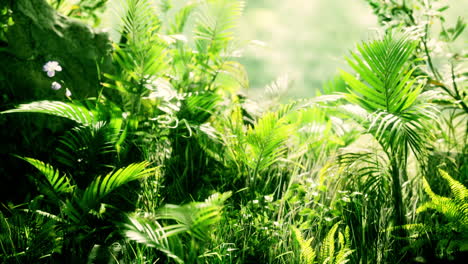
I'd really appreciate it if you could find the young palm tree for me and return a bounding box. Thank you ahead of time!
[340,33,439,248]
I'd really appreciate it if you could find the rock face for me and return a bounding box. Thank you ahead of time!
[0,0,113,101]
[0,0,114,203]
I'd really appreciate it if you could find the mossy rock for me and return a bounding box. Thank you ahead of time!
[0,0,113,101]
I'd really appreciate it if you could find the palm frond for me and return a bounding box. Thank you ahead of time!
[178,91,220,125]
[55,122,117,180]
[341,34,419,113]
[123,214,185,263]
[340,33,438,158]
[193,0,245,56]
[1,101,97,126]
[168,2,197,34]
[20,157,74,195]
[245,111,293,174]
[156,192,231,241]
[81,162,155,210]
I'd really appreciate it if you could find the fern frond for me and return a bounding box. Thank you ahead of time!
[1,101,97,126]
[419,174,468,224]
[335,227,354,264]
[438,169,467,201]
[292,226,316,264]
[320,222,339,264]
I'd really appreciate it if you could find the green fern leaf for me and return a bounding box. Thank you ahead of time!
[292,226,316,264]
[438,169,468,201]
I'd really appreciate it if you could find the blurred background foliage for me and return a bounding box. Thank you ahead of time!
[97,0,467,99]
[99,0,378,99]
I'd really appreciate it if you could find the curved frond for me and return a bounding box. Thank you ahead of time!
[438,169,467,201]
[1,101,96,126]
[123,214,185,264]
[81,162,155,210]
[20,157,74,195]
[56,122,117,179]
[156,192,230,241]
[292,226,315,264]
[194,0,245,56]
[419,172,468,225]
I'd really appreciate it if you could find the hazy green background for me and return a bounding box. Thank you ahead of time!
[100,0,466,98]
[238,0,377,98]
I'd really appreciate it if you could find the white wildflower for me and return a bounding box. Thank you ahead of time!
[43,61,62,77]
[65,88,72,97]
[51,81,62,90]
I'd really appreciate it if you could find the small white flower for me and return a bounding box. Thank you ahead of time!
[43,61,62,77]
[51,81,62,90]
[65,88,72,97]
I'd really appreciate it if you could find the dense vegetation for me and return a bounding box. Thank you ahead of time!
[0,0,467,263]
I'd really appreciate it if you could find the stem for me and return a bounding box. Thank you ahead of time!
[450,63,468,113]
[390,156,409,255]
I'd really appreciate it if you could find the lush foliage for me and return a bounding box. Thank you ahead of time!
[0,0,467,263]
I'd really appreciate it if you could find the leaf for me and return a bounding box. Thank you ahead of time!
[81,162,155,210]
[340,33,438,158]
[20,157,74,195]
[292,226,315,264]
[123,214,185,263]
[156,192,230,241]
[193,0,245,56]
[1,101,97,126]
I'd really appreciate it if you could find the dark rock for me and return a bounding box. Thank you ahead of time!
[0,0,114,204]
[0,0,113,100]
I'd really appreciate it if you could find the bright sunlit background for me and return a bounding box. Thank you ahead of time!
[100,0,466,99]
[238,0,377,98]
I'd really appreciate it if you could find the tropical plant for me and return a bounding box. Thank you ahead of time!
[292,222,353,264]
[18,157,156,261]
[123,191,232,263]
[339,32,438,239]
[416,169,468,259]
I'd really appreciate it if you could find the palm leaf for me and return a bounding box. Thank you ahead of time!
[245,111,293,173]
[340,34,419,113]
[340,33,438,159]
[193,0,245,56]
[1,101,97,126]
[20,157,74,195]
[168,2,196,34]
[156,192,231,241]
[123,214,185,263]
[80,162,155,210]
[55,122,117,176]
